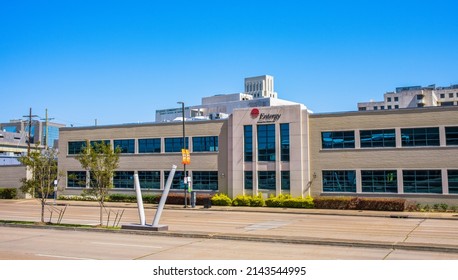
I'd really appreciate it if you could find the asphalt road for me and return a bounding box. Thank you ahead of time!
[1,199,458,260]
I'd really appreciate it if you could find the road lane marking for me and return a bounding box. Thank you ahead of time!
[91,242,162,249]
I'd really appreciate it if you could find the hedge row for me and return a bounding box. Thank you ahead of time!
[265,194,314,209]
[0,188,17,199]
[314,197,407,211]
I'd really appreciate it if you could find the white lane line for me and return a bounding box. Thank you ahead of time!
[91,242,162,249]
[36,254,94,260]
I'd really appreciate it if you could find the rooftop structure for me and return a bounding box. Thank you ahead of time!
[155,75,293,122]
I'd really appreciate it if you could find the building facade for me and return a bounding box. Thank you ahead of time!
[358,84,458,111]
[58,103,458,205]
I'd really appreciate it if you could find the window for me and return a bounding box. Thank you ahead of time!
[387,105,392,109]
[281,171,290,191]
[360,129,396,148]
[359,107,366,111]
[395,105,399,109]
[258,171,276,190]
[138,138,161,153]
[401,127,440,147]
[192,171,218,190]
[322,170,356,192]
[68,141,86,155]
[244,125,253,161]
[373,106,378,110]
[361,170,397,193]
[394,97,399,102]
[244,171,253,190]
[387,97,391,102]
[165,137,188,153]
[138,171,160,189]
[164,171,184,189]
[446,127,458,146]
[441,101,454,106]
[321,131,355,149]
[381,106,385,110]
[440,94,445,98]
[280,123,290,161]
[257,124,276,161]
[67,171,86,188]
[113,171,134,189]
[403,170,442,194]
[450,93,454,98]
[114,139,135,153]
[448,170,458,194]
[193,136,218,152]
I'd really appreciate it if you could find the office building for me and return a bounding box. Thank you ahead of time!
[57,76,458,205]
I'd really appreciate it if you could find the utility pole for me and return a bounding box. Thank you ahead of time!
[41,109,55,149]
[23,107,38,156]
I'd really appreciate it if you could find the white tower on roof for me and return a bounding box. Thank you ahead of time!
[244,75,277,99]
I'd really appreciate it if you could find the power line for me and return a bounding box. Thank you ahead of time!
[22,107,39,156]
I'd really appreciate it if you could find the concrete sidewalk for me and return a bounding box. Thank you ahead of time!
[55,199,458,221]
[3,199,458,254]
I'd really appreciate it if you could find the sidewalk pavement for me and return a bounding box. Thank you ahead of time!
[56,199,458,221]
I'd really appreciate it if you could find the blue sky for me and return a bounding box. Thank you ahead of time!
[1,0,457,126]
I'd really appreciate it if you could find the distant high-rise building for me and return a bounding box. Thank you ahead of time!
[358,84,458,111]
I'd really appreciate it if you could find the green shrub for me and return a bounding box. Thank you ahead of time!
[0,188,17,199]
[211,193,232,206]
[232,195,251,206]
[265,194,313,208]
[250,193,265,207]
[283,196,314,209]
[107,193,137,202]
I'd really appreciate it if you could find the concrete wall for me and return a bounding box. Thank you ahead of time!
[0,165,28,198]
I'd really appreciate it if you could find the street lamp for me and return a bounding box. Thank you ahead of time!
[177,101,187,208]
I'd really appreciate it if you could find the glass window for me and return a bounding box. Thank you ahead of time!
[448,170,458,194]
[68,141,86,155]
[138,171,161,189]
[403,170,442,194]
[114,139,135,153]
[164,171,184,189]
[280,123,290,161]
[258,124,276,161]
[113,171,134,189]
[441,101,454,106]
[446,127,458,146]
[401,127,440,147]
[192,136,218,152]
[258,171,276,190]
[321,131,355,149]
[192,171,218,190]
[165,137,188,153]
[244,125,253,162]
[387,97,391,102]
[244,171,253,190]
[138,138,161,153]
[67,171,86,188]
[281,171,290,191]
[361,170,397,193]
[440,94,445,98]
[360,129,396,148]
[450,93,454,98]
[394,97,399,102]
[322,170,356,192]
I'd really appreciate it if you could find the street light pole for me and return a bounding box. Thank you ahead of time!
[177,101,187,208]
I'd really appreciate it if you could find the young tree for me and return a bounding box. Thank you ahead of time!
[75,140,120,226]
[19,147,61,223]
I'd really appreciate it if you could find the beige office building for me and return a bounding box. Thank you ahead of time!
[58,102,458,205]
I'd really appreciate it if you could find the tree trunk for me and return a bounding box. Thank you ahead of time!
[41,200,45,223]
